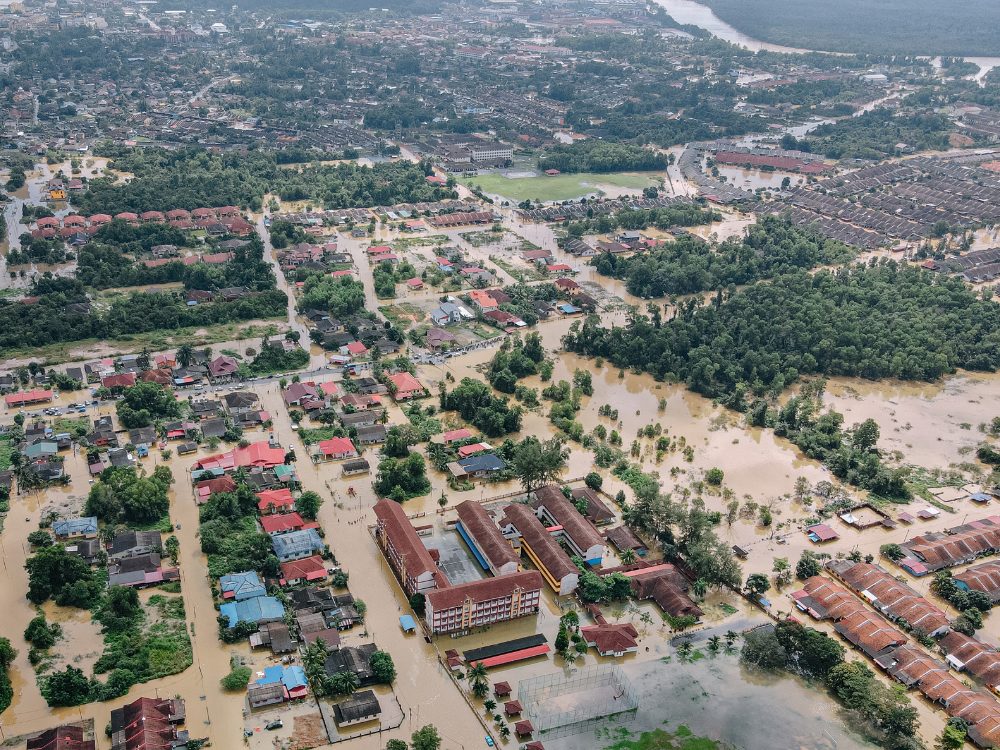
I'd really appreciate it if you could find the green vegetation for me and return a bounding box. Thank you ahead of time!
[592,218,853,297]
[564,263,1000,402]
[374,453,431,501]
[704,0,1000,56]
[487,333,547,393]
[85,465,174,526]
[0,276,287,354]
[116,381,183,428]
[26,544,103,607]
[602,726,721,750]
[80,147,454,213]
[299,274,367,319]
[565,202,721,237]
[245,340,309,376]
[200,484,280,579]
[740,621,919,750]
[440,378,523,437]
[221,657,253,691]
[0,639,15,714]
[538,141,668,174]
[796,108,954,160]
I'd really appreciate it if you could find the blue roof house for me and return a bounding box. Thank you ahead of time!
[220,571,266,601]
[52,516,99,539]
[272,529,324,562]
[219,595,284,627]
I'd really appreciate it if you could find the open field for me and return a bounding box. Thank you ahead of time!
[461,171,659,202]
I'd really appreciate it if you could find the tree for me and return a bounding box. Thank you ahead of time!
[370,650,396,684]
[116,381,182,428]
[411,726,441,750]
[936,725,967,750]
[42,666,92,706]
[386,741,408,750]
[774,621,844,680]
[705,467,724,486]
[331,670,360,696]
[850,418,880,452]
[374,453,431,500]
[620,548,637,565]
[744,573,771,599]
[484,699,497,714]
[740,626,787,670]
[297,490,323,520]
[176,344,194,368]
[27,530,52,547]
[772,557,792,587]
[796,551,821,580]
[584,472,603,490]
[221,664,252,691]
[510,436,568,492]
[880,543,905,561]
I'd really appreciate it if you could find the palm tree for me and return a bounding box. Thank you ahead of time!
[466,661,488,684]
[676,641,693,661]
[176,344,194,368]
[620,548,637,565]
[691,579,708,599]
[707,635,721,653]
[499,725,510,740]
[331,670,360,696]
[484,699,496,714]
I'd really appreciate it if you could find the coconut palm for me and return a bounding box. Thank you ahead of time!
[691,578,708,599]
[484,699,496,714]
[707,635,722,653]
[331,670,360,696]
[620,548,637,565]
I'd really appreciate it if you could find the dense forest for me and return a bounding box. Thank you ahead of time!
[0,279,286,352]
[703,0,1000,56]
[592,218,854,297]
[797,108,955,160]
[79,148,455,213]
[537,141,668,174]
[564,261,1000,401]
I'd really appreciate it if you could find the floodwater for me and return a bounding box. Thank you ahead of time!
[716,165,805,192]
[545,653,877,750]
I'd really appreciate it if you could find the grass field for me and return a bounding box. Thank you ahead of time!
[461,171,658,202]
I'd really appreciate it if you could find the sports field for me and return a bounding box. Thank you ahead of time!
[461,171,658,202]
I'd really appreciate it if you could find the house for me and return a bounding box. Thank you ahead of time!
[434,428,474,446]
[806,523,839,544]
[324,643,378,685]
[219,595,285,627]
[355,425,387,445]
[430,303,468,327]
[272,529,324,562]
[251,621,296,655]
[388,372,426,401]
[110,697,186,750]
[468,290,499,312]
[581,622,640,657]
[248,682,286,710]
[333,690,381,727]
[283,382,321,408]
[340,411,379,430]
[109,530,162,560]
[258,488,296,514]
[571,487,616,526]
[108,553,178,589]
[280,555,328,586]
[128,426,157,448]
[5,389,54,408]
[260,512,307,536]
[628,564,703,619]
[426,328,457,349]
[208,356,240,382]
[194,442,286,472]
[605,525,648,557]
[314,437,359,463]
[373,499,448,596]
[52,516,98,540]
[342,458,371,476]
[26,725,96,750]
[220,571,266,600]
[341,393,381,411]
[425,571,543,635]
[101,373,137,391]
[447,453,508,480]
[340,341,368,358]
[223,391,258,412]
[254,664,308,700]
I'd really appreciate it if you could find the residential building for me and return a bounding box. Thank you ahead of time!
[52,516,98,540]
[272,529,324,562]
[333,690,381,727]
[532,484,606,565]
[109,530,162,561]
[27,725,96,750]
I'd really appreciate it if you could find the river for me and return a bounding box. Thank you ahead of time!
[652,0,1000,78]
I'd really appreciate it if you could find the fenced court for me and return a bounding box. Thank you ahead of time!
[518,664,639,740]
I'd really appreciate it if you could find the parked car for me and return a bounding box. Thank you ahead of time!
[265,720,283,731]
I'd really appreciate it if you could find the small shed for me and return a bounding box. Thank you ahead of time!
[515,720,534,738]
[493,681,511,698]
[399,614,417,633]
[504,700,522,716]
